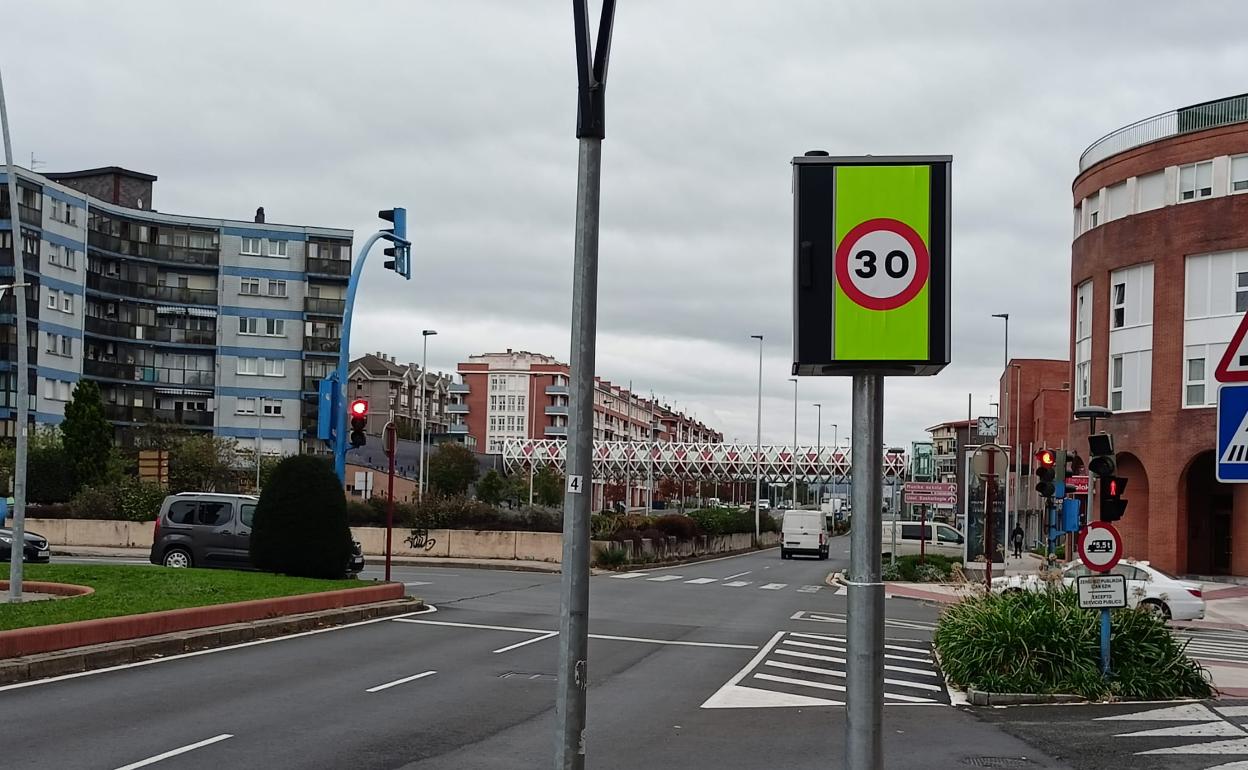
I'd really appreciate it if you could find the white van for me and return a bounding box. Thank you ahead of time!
[880,521,965,561]
[781,509,829,560]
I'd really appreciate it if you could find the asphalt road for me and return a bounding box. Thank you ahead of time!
[15,537,1068,769]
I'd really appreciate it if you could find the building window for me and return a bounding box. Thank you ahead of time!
[1179,161,1213,201]
[1186,356,1206,407]
[241,237,262,256]
[46,290,57,309]
[51,246,76,269]
[1087,194,1100,228]
[1076,361,1090,408]
[1238,272,1248,314]
[61,294,72,313]
[239,317,259,335]
[59,335,71,356]
[262,399,282,416]
[1110,355,1123,411]
[265,318,285,336]
[1233,156,1248,194]
[263,358,285,377]
[240,278,261,296]
[1112,282,1126,328]
[266,279,287,297]
[267,240,287,258]
[237,357,259,375]
[1106,181,1129,221]
[236,397,257,415]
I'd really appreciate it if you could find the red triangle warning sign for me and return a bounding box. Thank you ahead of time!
[1215,312,1248,383]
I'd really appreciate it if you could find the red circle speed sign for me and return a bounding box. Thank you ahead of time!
[1077,521,1123,573]
[834,218,931,311]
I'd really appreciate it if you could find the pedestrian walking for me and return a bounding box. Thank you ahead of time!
[1010,523,1025,559]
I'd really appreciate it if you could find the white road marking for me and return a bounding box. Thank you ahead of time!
[403,581,432,587]
[0,606,438,694]
[787,632,931,656]
[396,617,754,650]
[609,572,647,579]
[366,670,437,693]
[1218,706,1248,717]
[1116,722,1246,738]
[753,672,845,692]
[797,585,822,593]
[834,586,847,596]
[1097,703,1219,721]
[493,631,558,654]
[589,633,756,650]
[724,581,752,587]
[685,578,719,584]
[723,571,751,581]
[394,618,549,634]
[1138,737,1248,755]
[779,640,930,664]
[763,661,942,693]
[759,583,787,590]
[647,575,683,582]
[114,734,233,770]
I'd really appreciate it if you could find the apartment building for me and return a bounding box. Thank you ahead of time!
[348,352,452,438]
[0,165,351,455]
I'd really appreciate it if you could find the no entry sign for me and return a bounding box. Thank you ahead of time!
[792,155,951,376]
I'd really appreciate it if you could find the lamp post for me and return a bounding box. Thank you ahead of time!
[992,312,1011,533]
[751,334,763,539]
[789,378,798,507]
[418,329,437,501]
[814,403,822,505]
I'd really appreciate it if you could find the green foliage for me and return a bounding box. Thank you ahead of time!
[503,473,530,506]
[169,434,242,492]
[428,443,479,496]
[652,514,701,540]
[590,513,617,540]
[933,588,1213,701]
[882,554,959,582]
[403,495,562,533]
[27,430,74,504]
[113,478,167,521]
[61,380,114,491]
[476,469,505,506]
[688,507,776,536]
[594,545,628,569]
[532,464,564,507]
[251,455,353,579]
[69,486,115,519]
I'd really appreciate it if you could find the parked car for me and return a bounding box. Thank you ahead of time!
[992,559,1205,621]
[0,527,51,563]
[781,509,829,560]
[880,520,965,561]
[149,493,365,575]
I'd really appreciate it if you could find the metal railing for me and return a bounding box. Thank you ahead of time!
[545,385,569,395]
[87,273,218,305]
[306,256,350,277]
[88,231,219,267]
[446,403,469,414]
[545,405,569,416]
[304,297,346,315]
[84,316,216,346]
[1079,93,1248,171]
[103,403,214,427]
[83,358,216,387]
[449,382,470,394]
[303,336,341,355]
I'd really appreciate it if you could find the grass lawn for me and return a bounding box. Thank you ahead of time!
[0,564,368,632]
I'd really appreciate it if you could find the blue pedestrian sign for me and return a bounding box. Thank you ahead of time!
[1216,383,1248,482]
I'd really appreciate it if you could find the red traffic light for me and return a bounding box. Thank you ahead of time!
[1035,448,1056,467]
[349,399,369,418]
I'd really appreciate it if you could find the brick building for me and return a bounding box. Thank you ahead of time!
[998,358,1071,518]
[1070,92,1248,575]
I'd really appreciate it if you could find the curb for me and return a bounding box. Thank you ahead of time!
[0,582,406,659]
[967,688,1085,707]
[0,598,423,687]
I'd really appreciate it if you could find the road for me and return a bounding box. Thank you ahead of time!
[6,538,1074,768]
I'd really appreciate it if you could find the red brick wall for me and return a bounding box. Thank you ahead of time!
[1000,359,1069,454]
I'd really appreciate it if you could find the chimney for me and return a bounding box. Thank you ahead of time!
[255,206,265,224]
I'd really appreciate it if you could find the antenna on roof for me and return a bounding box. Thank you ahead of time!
[29,152,43,171]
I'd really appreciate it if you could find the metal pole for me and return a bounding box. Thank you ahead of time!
[647,392,654,512]
[1100,608,1111,675]
[1015,365,1021,535]
[386,426,395,583]
[752,334,763,538]
[815,405,821,506]
[790,378,798,507]
[418,331,435,502]
[255,404,262,492]
[1,66,31,602]
[846,374,884,770]
[333,230,388,482]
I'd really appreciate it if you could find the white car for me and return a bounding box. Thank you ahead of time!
[992,559,1205,621]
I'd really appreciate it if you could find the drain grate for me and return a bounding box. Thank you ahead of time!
[500,672,557,682]
[962,759,1032,768]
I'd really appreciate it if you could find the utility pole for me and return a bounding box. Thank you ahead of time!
[418,329,437,501]
[1,66,31,602]
[814,404,822,505]
[751,334,764,538]
[789,378,798,507]
[557,2,615,767]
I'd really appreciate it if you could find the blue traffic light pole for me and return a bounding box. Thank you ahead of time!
[331,214,410,482]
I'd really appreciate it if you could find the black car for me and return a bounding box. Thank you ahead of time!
[0,527,51,563]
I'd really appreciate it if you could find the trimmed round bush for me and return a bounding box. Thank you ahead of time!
[250,455,353,579]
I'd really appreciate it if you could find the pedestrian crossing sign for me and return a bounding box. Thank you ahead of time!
[1216,383,1248,482]
[1215,311,1248,383]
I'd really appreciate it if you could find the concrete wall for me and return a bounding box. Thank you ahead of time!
[27,518,152,548]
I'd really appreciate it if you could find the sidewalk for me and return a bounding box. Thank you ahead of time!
[54,546,563,574]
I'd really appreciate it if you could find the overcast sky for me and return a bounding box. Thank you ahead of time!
[6,1,1248,449]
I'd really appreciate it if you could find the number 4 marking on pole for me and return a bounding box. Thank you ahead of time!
[567,475,584,494]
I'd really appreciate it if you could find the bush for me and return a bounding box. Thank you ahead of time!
[476,469,504,506]
[594,545,628,569]
[612,527,644,550]
[640,528,668,548]
[591,513,618,540]
[250,455,353,579]
[883,554,959,582]
[933,588,1213,701]
[25,503,73,519]
[653,514,701,540]
[688,508,775,536]
[70,486,116,519]
[114,479,167,521]
[28,444,76,504]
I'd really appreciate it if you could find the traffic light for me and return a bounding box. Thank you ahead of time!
[1088,432,1116,479]
[1058,451,1084,500]
[349,398,369,448]
[380,208,411,279]
[1101,475,1128,522]
[1034,448,1056,498]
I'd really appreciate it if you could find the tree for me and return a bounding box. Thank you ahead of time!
[532,464,564,507]
[602,481,626,511]
[428,442,479,496]
[657,477,678,503]
[169,434,241,492]
[476,469,504,506]
[250,455,352,578]
[503,472,530,508]
[61,380,115,491]
[26,428,74,504]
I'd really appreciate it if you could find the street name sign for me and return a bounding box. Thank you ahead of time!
[1077,574,1127,610]
[1077,521,1123,573]
[903,481,956,505]
[792,155,951,376]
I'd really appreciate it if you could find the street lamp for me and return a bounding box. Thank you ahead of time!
[992,312,1011,533]
[789,378,798,508]
[751,334,763,539]
[813,403,822,505]
[418,329,437,502]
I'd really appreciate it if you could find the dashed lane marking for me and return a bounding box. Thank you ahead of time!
[647,575,683,582]
[724,581,752,587]
[610,572,647,579]
[685,578,719,584]
[759,583,788,590]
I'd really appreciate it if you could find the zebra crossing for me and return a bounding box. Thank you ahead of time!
[607,571,843,597]
[1176,628,1248,665]
[701,630,950,709]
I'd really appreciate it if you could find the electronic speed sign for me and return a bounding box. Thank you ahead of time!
[792,154,951,376]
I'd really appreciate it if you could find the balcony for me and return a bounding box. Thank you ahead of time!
[302,375,330,393]
[545,404,568,416]
[0,295,40,321]
[83,359,215,387]
[545,424,568,437]
[306,257,350,278]
[449,423,469,434]
[449,382,470,395]
[304,297,345,316]
[18,203,41,227]
[87,231,220,268]
[304,336,341,356]
[446,403,469,414]
[545,385,569,396]
[84,316,216,346]
[87,273,217,306]
[103,403,215,428]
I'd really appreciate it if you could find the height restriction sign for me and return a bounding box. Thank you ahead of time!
[792,155,951,376]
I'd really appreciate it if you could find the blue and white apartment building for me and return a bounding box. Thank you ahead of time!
[0,166,351,455]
